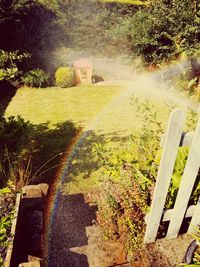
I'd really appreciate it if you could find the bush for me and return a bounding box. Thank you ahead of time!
[55,67,75,88]
[21,69,50,87]
[92,99,164,254]
[0,115,34,188]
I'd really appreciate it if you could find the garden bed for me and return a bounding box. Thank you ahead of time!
[3,184,48,267]
[4,193,21,267]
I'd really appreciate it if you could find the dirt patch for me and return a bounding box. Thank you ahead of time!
[130,234,194,267]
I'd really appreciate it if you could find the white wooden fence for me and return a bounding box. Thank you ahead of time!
[144,109,200,244]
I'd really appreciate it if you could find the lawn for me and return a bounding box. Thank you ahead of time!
[5,81,186,193]
[6,85,122,127]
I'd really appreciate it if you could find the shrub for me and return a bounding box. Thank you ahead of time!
[92,99,164,254]
[55,67,75,88]
[21,69,50,87]
[0,115,34,188]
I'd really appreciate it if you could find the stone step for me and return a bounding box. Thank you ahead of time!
[85,225,102,245]
[69,239,129,267]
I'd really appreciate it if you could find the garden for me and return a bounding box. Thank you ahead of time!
[0,0,200,266]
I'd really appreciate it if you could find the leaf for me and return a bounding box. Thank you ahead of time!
[172,173,182,188]
[0,187,11,195]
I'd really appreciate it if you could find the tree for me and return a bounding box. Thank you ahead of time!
[109,0,200,64]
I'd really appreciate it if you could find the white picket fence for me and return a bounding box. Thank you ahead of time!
[144,109,200,244]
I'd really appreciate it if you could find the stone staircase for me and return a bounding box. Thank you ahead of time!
[47,192,131,267]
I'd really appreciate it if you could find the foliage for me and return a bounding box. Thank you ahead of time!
[175,73,200,103]
[94,167,148,253]
[0,50,30,85]
[0,113,79,190]
[185,110,198,132]
[109,0,200,64]
[1,0,199,70]
[0,185,15,265]
[0,0,67,71]
[0,115,32,155]
[165,147,189,208]
[0,0,140,70]
[92,97,164,253]
[55,67,75,88]
[0,115,34,189]
[21,69,50,87]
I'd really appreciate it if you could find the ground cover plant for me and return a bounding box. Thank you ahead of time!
[0,186,15,265]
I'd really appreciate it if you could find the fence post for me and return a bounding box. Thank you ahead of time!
[144,109,186,244]
[167,117,200,238]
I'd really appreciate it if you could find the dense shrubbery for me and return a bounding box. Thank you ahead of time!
[110,0,200,64]
[1,1,199,73]
[21,69,50,87]
[92,98,163,254]
[55,67,75,88]
[93,99,199,254]
[0,50,50,88]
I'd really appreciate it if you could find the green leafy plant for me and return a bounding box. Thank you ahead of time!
[0,185,15,265]
[165,146,190,209]
[185,110,198,132]
[21,69,50,87]
[0,50,30,85]
[109,0,200,64]
[55,67,75,88]
[0,148,65,191]
[92,97,164,254]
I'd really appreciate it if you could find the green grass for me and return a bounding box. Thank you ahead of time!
[5,83,182,194]
[6,85,122,127]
